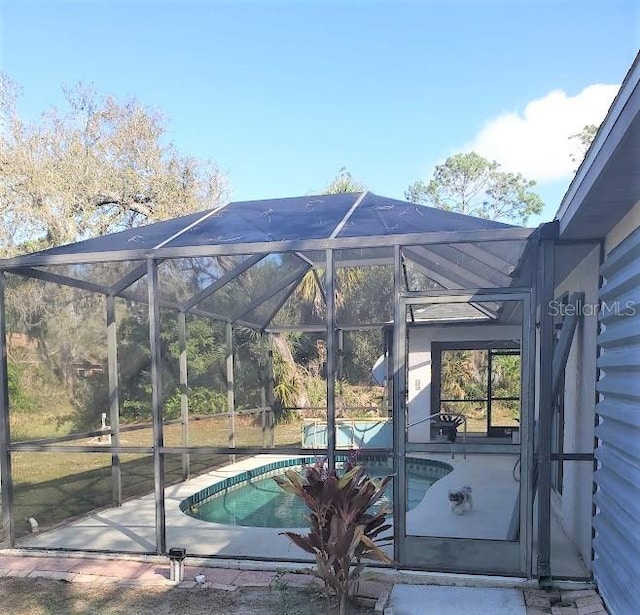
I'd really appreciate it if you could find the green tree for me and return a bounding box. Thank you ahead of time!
[296,167,366,312]
[569,124,598,170]
[71,308,232,430]
[322,166,366,194]
[1,76,229,424]
[405,152,543,224]
[269,167,369,410]
[0,75,228,255]
[441,350,486,401]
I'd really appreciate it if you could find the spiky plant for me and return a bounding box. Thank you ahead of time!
[274,459,393,615]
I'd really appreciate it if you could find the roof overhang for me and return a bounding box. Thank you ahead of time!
[555,52,640,240]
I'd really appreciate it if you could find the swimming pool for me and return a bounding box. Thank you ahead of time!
[181,456,452,528]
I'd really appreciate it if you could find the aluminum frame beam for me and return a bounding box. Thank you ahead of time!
[429,244,514,287]
[187,305,259,330]
[0,275,14,546]
[230,265,310,324]
[109,261,151,294]
[449,243,516,276]
[392,245,406,563]
[106,295,122,505]
[265,323,388,333]
[178,311,190,480]
[267,333,275,448]
[401,287,531,300]
[0,227,535,269]
[403,249,499,319]
[311,268,327,305]
[329,191,367,238]
[401,257,415,323]
[153,202,231,249]
[10,267,111,295]
[403,250,463,290]
[407,245,507,289]
[312,256,394,268]
[536,228,556,584]
[521,284,536,575]
[552,292,584,402]
[404,246,489,289]
[326,249,336,472]
[5,444,385,456]
[8,264,263,329]
[259,268,311,331]
[259,332,268,448]
[147,258,166,554]
[226,322,235,455]
[182,253,267,311]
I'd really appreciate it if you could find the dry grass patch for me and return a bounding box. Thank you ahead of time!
[0,577,375,615]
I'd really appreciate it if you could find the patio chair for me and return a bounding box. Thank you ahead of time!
[430,413,465,443]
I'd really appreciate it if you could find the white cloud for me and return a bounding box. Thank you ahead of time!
[465,83,619,182]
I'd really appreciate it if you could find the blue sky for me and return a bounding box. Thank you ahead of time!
[1,0,638,226]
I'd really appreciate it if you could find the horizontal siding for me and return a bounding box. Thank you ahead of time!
[596,349,640,371]
[595,226,640,615]
[596,373,640,400]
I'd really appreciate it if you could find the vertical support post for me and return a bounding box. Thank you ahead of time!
[178,311,189,480]
[261,393,267,447]
[267,333,275,448]
[260,333,267,448]
[385,326,393,417]
[147,258,166,554]
[226,322,235,460]
[106,295,122,506]
[521,288,536,576]
[326,249,336,471]
[337,329,344,413]
[0,274,14,546]
[392,245,406,563]
[537,226,556,584]
[487,348,493,433]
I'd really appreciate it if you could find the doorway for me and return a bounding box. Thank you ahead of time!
[393,290,534,576]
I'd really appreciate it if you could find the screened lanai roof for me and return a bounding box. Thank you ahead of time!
[2,192,528,264]
[0,192,535,331]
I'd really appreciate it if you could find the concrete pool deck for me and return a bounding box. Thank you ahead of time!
[5,452,598,611]
[407,453,519,540]
[18,453,520,555]
[19,454,311,558]
[16,452,588,578]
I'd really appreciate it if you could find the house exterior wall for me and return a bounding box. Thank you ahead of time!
[406,324,521,443]
[604,198,640,254]
[553,246,600,570]
[593,224,640,615]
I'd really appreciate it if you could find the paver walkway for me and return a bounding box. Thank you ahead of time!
[0,554,321,589]
[0,553,608,614]
[389,585,609,615]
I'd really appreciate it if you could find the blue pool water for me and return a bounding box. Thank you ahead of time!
[182,457,452,528]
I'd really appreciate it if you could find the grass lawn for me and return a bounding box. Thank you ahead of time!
[4,401,385,541]
[0,577,375,615]
[6,414,306,539]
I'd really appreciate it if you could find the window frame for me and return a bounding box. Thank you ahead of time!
[431,339,521,437]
